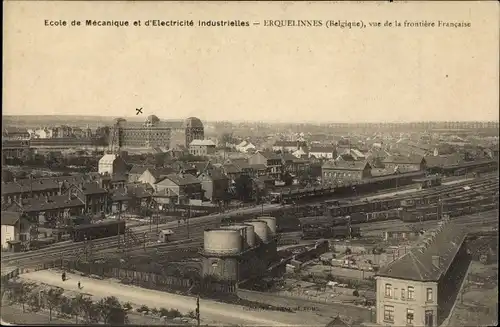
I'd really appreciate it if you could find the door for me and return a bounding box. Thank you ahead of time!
[425,310,434,327]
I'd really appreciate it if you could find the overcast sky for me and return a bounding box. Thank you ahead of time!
[3,1,499,123]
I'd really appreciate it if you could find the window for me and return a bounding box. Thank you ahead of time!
[407,286,415,300]
[407,308,414,325]
[385,284,392,298]
[401,288,406,299]
[426,288,433,302]
[383,305,394,322]
[425,310,434,327]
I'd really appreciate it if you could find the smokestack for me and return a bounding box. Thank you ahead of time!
[432,255,440,268]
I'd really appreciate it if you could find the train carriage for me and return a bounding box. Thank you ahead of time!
[70,220,126,242]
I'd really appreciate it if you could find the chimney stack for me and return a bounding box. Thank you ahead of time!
[432,255,440,268]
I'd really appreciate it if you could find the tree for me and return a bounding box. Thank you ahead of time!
[96,296,128,325]
[46,287,64,320]
[70,294,86,324]
[234,175,253,202]
[80,297,100,324]
[281,172,294,186]
[11,281,36,313]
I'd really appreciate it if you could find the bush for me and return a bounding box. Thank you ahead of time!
[151,308,159,316]
[187,310,197,319]
[353,290,360,297]
[159,308,182,319]
[122,302,133,311]
[136,305,150,314]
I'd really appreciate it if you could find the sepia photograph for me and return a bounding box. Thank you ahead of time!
[1,1,499,326]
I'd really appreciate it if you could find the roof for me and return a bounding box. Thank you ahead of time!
[231,159,251,170]
[73,182,108,195]
[376,219,466,282]
[189,139,215,146]
[383,155,424,165]
[185,117,204,129]
[12,195,85,212]
[257,151,282,160]
[200,169,228,181]
[322,161,370,171]
[126,184,153,198]
[99,154,120,164]
[424,154,464,168]
[273,140,298,147]
[309,146,336,153]
[146,167,175,179]
[1,178,61,195]
[1,211,22,226]
[326,315,350,327]
[249,164,267,171]
[111,188,133,201]
[222,164,241,174]
[129,165,155,174]
[160,173,200,186]
[281,153,299,162]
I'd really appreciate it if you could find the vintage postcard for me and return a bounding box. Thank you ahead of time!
[2,1,498,326]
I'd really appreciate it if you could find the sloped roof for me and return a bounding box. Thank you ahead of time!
[383,155,424,165]
[322,161,370,171]
[326,315,350,327]
[129,165,155,174]
[12,195,85,213]
[310,146,336,153]
[257,151,281,160]
[377,220,466,281]
[222,164,241,174]
[1,211,22,226]
[274,140,298,147]
[189,139,215,146]
[147,167,175,179]
[424,154,464,168]
[161,173,200,186]
[200,169,228,181]
[231,159,251,170]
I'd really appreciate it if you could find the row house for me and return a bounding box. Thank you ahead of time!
[2,127,30,140]
[383,155,427,172]
[321,161,372,184]
[154,173,203,205]
[248,151,283,180]
[280,153,309,176]
[272,140,301,153]
[308,146,337,160]
[67,182,109,215]
[375,219,470,327]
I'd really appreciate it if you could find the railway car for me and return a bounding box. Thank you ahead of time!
[70,220,126,242]
[301,226,361,240]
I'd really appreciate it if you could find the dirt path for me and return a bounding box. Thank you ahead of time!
[19,270,303,326]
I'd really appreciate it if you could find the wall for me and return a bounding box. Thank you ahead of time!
[1,225,16,250]
[248,153,266,166]
[138,170,158,187]
[202,257,239,281]
[376,276,438,327]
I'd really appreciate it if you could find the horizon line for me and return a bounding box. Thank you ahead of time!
[3,114,499,125]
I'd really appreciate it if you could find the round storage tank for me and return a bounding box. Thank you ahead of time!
[257,216,277,236]
[220,225,248,250]
[222,224,255,248]
[204,229,242,255]
[245,220,269,244]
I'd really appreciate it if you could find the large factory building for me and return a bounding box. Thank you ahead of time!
[200,216,278,291]
[111,115,205,151]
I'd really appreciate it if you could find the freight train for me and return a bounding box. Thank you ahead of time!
[70,220,126,242]
[301,226,361,240]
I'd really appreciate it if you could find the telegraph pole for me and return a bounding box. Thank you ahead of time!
[196,295,200,327]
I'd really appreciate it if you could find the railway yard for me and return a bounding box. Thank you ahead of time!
[2,172,498,327]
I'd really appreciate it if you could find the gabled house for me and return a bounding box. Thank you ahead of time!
[198,169,229,203]
[248,151,283,179]
[1,211,31,250]
[383,155,427,172]
[154,173,203,205]
[128,165,155,183]
[189,139,216,156]
[322,161,372,183]
[137,167,176,188]
[67,182,110,215]
[221,164,242,181]
[229,158,254,176]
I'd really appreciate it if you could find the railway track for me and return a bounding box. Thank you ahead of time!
[2,174,495,264]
